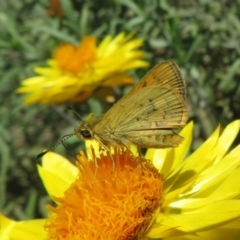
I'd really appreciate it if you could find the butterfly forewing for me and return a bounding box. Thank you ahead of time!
[122,60,186,99]
[110,86,187,131]
[92,60,188,149]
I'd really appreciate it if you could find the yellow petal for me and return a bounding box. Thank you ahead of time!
[164,121,193,175]
[169,124,220,180]
[208,167,240,200]
[147,213,188,238]
[97,35,113,57]
[198,224,240,240]
[170,200,240,232]
[146,148,170,171]
[34,66,59,76]
[0,214,46,240]
[102,73,134,86]
[174,121,193,163]
[42,152,78,182]
[169,198,213,209]
[214,120,240,163]
[37,152,78,197]
[184,145,240,197]
[164,124,221,198]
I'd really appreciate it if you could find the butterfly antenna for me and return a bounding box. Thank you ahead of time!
[36,133,75,162]
[68,106,84,122]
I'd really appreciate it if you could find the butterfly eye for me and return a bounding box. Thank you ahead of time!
[80,129,93,139]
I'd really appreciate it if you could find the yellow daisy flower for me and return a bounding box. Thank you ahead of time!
[1,120,240,240]
[16,32,149,104]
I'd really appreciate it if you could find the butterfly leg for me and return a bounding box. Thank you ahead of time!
[91,146,113,185]
[90,147,99,185]
[137,145,142,158]
[94,135,115,173]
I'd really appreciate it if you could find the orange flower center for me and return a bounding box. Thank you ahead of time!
[45,148,163,240]
[53,36,97,74]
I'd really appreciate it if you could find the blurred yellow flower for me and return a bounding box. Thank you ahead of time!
[17,33,149,104]
[1,120,240,240]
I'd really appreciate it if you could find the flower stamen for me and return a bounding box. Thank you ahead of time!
[53,37,97,74]
[45,148,163,240]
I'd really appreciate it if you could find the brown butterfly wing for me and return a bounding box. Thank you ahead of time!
[121,60,186,99]
[93,61,188,148]
[112,86,187,131]
[100,60,187,125]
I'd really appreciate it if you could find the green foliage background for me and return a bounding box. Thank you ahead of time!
[1,0,240,221]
